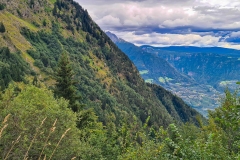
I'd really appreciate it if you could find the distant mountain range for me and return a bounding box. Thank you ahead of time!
[107,31,240,116]
[142,46,240,89]
[141,46,240,56]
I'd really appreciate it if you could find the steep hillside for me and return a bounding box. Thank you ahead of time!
[106,32,193,85]
[0,0,202,127]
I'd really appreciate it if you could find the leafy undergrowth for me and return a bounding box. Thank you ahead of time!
[0,84,239,159]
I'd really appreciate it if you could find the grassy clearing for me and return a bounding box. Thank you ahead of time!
[5,12,38,31]
[0,12,33,52]
[49,0,57,4]
[0,12,40,72]
[89,52,113,87]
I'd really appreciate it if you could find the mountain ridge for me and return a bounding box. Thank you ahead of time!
[141,45,240,56]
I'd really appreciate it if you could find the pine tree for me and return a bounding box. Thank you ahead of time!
[42,19,47,27]
[32,75,38,86]
[29,0,34,8]
[0,22,5,33]
[54,52,80,112]
[0,3,5,10]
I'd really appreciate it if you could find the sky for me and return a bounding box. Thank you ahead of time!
[76,0,240,49]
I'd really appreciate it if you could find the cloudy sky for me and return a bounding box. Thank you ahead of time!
[76,0,240,49]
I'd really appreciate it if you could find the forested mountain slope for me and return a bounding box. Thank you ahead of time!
[0,0,239,159]
[0,0,202,128]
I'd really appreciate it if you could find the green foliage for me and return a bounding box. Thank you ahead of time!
[0,84,81,159]
[29,0,35,8]
[21,21,174,128]
[117,88,240,159]
[33,59,44,68]
[17,9,23,17]
[42,19,47,26]
[54,52,81,112]
[149,83,204,125]
[209,89,240,154]
[0,47,30,90]
[0,3,5,10]
[18,0,205,130]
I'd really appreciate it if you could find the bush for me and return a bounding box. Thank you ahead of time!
[27,49,40,59]
[34,59,44,68]
[0,85,82,159]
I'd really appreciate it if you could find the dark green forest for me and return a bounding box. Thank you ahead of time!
[0,0,239,159]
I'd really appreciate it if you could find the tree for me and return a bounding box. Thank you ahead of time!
[0,3,6,10]
[32,75,38,86]
[52,4,57,16]
[0,84,81,159]
[0,22,5,33]
[208,89,240,154]
[42,19,47,27]
[29,0,34,8]
[54,52,80,112]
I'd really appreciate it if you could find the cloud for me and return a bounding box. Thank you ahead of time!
[114,31,220,46]
[222,31,240,43]
[229,31,240,38]
[79,0,240,32]
[97,15,122,27]
[75,0,240,48]
[77,0,194,6]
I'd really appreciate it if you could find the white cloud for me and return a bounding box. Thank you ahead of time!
[75,0,240,48]
[114,31,220,46]
[96,15,122,27]
[229,31,240,38]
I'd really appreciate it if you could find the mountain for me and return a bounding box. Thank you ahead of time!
[141,45,240,56]
[0,0,202,129]
[142,46,240,90]
[1,1,239,159]
[107,32,228,116]
[106,31,194,84]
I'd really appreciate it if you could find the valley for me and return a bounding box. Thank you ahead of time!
[107,32,240,116]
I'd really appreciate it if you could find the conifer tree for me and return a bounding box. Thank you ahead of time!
[0,3,5,10]
[54,52,80,112]
[0,22,5,33]
[52,4,57,16]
